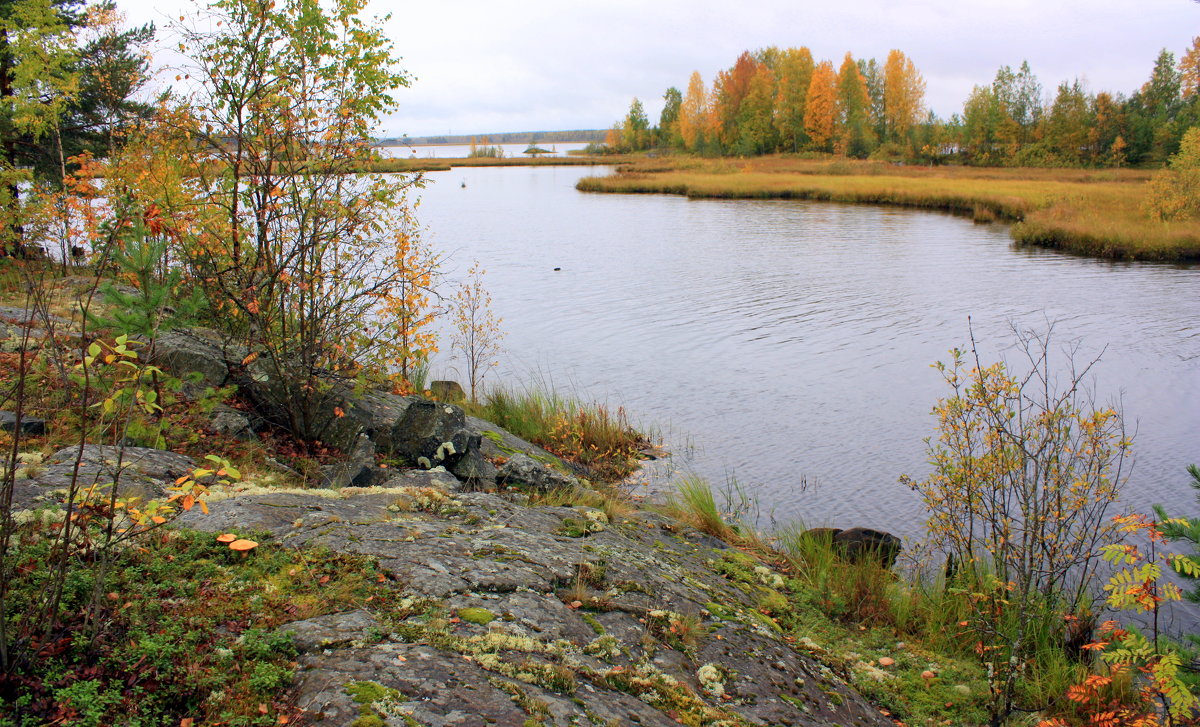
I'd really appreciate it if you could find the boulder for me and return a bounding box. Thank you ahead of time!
[834,527,902,569]
[151,328,234,390]
[496,452,579,493]
[798,527,902,569]
[208,405,258,441]
[0,411,47,436]
[448,445,498,490]
[174,488,895,727]
[320,434,388,489]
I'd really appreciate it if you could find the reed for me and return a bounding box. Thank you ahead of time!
[463,384,650,481]
[577,157,1200,262]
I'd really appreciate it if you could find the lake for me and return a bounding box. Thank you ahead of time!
[379,142,592,159]
[412,164,1200,538]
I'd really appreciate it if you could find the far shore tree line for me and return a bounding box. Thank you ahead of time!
[604,42,1200,167]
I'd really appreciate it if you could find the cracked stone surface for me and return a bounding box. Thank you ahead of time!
[177,481,894,727]
[12,445,195,511]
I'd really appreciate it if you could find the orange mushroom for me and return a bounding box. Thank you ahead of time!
[229,538,259,554]
[878,657,895,667]
[216,533,237,544]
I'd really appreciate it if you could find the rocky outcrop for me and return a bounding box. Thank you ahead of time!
[497,452,580,493]
[149,328,498,487]
[11,445,195,511]
[177,485,894,727]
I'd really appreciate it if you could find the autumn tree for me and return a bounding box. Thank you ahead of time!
[679,71,707,152]
[172,0,424,442]
[804,60,836,152]
[380,227,441,394]
[15,2,154,182]
[902,326,1130,726]
[882,49,925,144]
[1181,37,1200,100]
[621,97,649,151]
[711,51,760,152]
[1042,79,1092,165]
[736,63,777,155]
[773,46,813,152]
[0,0,80,253]
[450,261,503,402]
[836,52,874,157]
[1145,125,1200,221]
[658,86,682,148]
[1089,91,1128,166]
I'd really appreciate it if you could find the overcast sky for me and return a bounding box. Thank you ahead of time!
[121,0,1200,138]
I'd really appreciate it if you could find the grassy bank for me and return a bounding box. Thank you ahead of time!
[354,154,630,174]
[460,385,652,482]
[576,157,1200,262]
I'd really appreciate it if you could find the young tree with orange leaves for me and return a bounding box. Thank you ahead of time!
[679,71,708,152]
[804,61,837,152]
[1180,36,1200,100]
[172,0,423,442]
[883,49,926,144]
[380,227,441,394]
[450,262,503,402]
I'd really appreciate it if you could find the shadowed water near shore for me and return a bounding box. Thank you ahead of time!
[412,165,1199,537]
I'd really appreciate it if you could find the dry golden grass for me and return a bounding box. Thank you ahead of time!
[578,157,1200,262]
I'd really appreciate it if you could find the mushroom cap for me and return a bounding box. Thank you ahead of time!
[878,657,895,667]
[921,670,937,680]
[229,538,259,552]
[216,533,237,544]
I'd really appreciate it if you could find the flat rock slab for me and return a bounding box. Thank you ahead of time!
[181,485,893,727]
[12,445,195,511]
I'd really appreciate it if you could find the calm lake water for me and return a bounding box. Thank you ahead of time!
[412,165,1200,537]
[380,142,591,159]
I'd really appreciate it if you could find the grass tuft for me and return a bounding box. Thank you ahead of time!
[464,384,651,482]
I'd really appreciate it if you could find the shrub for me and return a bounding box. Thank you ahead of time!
[901,324,1131,725]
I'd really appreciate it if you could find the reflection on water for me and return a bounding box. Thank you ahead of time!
[411,165,1200,537]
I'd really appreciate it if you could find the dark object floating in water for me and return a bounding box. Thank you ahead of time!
[553,267,561,271]
[461,180,466,188]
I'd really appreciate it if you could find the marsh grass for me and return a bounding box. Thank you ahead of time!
[464,384,651,482]
[577,157,1200,262]
[663,474,734,540]
[663,476,1112,724]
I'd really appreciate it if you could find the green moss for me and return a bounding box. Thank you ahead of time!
[458,607,496,625]
[757,588,789,615]
[705,602,736,620]
[346,680,405,727]
[580,612,605,635]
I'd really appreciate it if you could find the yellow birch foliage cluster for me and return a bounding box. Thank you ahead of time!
[1146,126,1200,221]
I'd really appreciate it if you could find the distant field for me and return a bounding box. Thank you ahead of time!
[575,157,1200,263]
